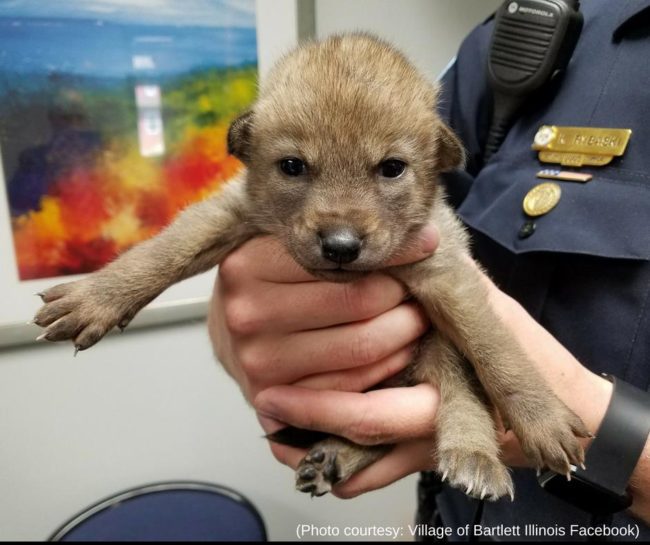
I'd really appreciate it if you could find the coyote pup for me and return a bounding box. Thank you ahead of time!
[34,34,589,500]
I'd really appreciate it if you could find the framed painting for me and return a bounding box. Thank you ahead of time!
[0,0,306,346]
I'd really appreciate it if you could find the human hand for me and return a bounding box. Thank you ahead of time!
[207,222,439,402]
[253,260,614,498]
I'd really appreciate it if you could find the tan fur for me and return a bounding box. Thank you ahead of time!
[34,33,589,500]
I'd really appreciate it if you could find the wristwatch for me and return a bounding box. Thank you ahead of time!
[539,374,650,514]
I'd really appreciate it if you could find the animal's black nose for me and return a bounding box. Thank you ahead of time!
[319,228,362,264]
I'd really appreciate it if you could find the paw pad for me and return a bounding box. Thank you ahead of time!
[296,447,340,497]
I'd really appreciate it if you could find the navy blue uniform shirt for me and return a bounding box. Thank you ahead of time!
[432,0,650,540]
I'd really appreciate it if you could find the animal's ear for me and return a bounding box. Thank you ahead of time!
[227,110,254,163]
[436,121,466,172]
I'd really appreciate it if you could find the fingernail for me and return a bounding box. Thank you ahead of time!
[257,405,280,421]
[254,393,281,420]
[417,224,439,254]
[258,414,285,435]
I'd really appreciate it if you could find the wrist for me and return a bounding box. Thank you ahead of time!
[554,366,613,458]
[577,369,614,436]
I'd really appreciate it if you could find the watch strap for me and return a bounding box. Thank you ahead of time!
[577,375,650,496]
[539,375,650,514]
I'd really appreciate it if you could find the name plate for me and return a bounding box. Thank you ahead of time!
[532,126,632,156]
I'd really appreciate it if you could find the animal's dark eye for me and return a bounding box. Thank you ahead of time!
[279,157,306,177]
[379,159,406,179]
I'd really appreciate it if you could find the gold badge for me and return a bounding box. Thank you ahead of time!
[532,126,631,167]
[523,182,562,217]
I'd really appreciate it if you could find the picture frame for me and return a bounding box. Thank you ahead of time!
[0,0,312,348]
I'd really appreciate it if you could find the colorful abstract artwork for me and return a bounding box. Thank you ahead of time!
[0,0,257,280]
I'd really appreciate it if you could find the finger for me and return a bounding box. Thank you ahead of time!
[240,302,429,385]
[497,428,530,468]
[257,414,287,436]
[266,440,307,469]
[333,438,436,499]
[254,383,439,446]
[385,223,439,267]
[295,344,414,393]
[220,223,438,286]
[263,435,436,499]
[259,428,436,495]
[257,415,315,471]
[222,272,409,335]
[219,237,316,285]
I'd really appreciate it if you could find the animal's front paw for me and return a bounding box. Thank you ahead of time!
[295,444,341,497]
[33,275,141,352]
[512,399,590,476]
[437,449,514,501]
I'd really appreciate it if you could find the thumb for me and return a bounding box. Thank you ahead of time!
[386,222,439,267]
[254,383,439,446]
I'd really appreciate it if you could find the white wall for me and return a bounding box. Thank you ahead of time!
[0,1,500,541]
[315,0,501,82]
[0,320,419,541]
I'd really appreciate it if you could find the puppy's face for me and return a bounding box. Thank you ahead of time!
[227,36,463,281]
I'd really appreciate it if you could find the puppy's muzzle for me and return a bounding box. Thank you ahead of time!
[318,227,362,265]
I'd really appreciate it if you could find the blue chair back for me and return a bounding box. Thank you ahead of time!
[49,481,267,542]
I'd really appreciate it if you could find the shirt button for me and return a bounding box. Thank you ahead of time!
[518,220,536,239]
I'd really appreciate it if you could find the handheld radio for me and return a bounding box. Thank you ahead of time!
[483,0,583,161]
